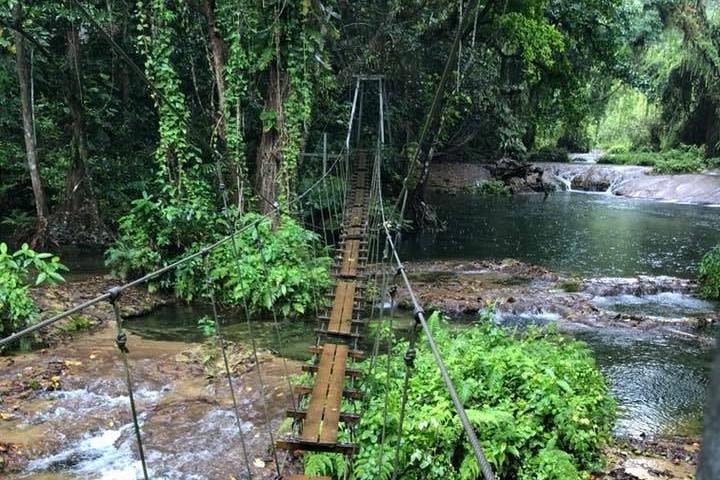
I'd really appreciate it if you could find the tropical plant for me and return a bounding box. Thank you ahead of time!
[200,213,331,317]
[699,245,720,300]
[303,311,615,480]
[0,242,67,341]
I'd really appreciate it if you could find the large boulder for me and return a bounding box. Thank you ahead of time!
[490,157,555,193]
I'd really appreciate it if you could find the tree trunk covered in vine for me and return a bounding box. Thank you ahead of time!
[13,2,48,243]
[255,60,287,216]
[48,27,109,245]
[198,0,244,208]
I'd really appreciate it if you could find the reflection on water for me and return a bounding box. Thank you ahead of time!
[571,325,717,437]
[403,191,720,277]
[125,303,317,361]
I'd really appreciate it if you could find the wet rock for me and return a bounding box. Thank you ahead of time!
[582,276,696,297]
[489,158,553,193]
[26,275,172,348]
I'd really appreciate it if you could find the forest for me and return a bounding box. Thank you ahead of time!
[2,0,720,479]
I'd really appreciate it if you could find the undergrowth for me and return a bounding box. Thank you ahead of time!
[699,245,720,300]
[303,311,615,479]
[598,145,706,174]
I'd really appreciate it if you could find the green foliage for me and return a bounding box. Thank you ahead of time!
[0,242,67,340]
[306,312,615,479]
[466,180,512,196]
[597,151,660,166]
[652,146,705,174]
[557,278,581,293]
[60,316,93,333]
[197,315,216,337]
[193,213,331,317]
[105,192,221,282]
[598,145,706,173]
[699,245,720,300]
[528,146,570,163]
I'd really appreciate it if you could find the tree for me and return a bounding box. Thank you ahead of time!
[11,1,48,245]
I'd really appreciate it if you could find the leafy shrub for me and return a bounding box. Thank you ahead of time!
[598,145,705,174]
[598,151,660,166]
[653,147,705,174]
[604,145,628,155]
[467,180,512,196]
[305,312,615,479]
[705,157,720,169]
[0,243,68,341]
[699,245,720,300]
[528,146,570,163]
[195,213,331,317]
[557,278,581,292]
[105,192,221,282]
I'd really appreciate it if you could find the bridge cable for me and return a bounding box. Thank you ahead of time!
[379,136,495,480]
[107,289,150,480]
[203,256,254,479]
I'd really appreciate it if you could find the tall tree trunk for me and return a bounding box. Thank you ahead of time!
[48,27,109,245]
[13,3,48,243]
[255,60,287,216]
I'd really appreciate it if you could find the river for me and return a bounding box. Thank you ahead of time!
[4,190,719,478]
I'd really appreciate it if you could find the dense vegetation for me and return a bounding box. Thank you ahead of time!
[4,0,718,246]
[0,242,66,348]
[302,312,615,480]
[699,246,720,300]
[598,145,711,173]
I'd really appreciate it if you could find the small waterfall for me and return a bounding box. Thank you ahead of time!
[606,174,625,194]
[553,172,575,191]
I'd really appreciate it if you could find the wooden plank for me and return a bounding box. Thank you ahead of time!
[340,240,359,277]
[337,284,355,333]
[327,281,352,332]
[302,344,336,442]
[321,344,348,442]
[308,346,364,359]
[276,437,355,455]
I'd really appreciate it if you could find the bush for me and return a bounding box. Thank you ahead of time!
[467,180,512,196]
[706,157,720,169]
[653,146,705,174]
[597,151,660,166]
[528,146,570,163]
[699,245,720,300]
[105,192,222,282]
[0,243,67,342]
[193,213,331,317]
[304,312,615,480]
[598,145,706,174]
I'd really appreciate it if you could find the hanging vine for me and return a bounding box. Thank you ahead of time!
[214,0,262,208]
[136,0,205,202]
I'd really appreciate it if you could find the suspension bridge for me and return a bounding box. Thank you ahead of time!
[0,77,494,480]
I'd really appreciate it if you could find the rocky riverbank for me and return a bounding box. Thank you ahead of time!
[21,275,172,349]
[0,321,300,479]
[429,161,720,204]
[390,259,716,334]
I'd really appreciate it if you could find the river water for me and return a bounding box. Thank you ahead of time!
[6,190,720,478]
[403,191,720,277]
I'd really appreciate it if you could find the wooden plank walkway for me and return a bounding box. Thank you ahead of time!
[277,151,371,468]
